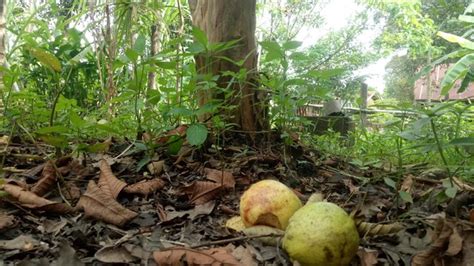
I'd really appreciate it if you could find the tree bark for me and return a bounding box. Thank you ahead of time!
[189,0,268,133]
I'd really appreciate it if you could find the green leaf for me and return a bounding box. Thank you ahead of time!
[384,177,397,190]
[133,34,146,55]
[437,31,474,50]
[459,14,474,23]
[137,156,151,172]
[308,68,346,79]
[449,137,474,147]
[445,187,457,198]
[186,124,208,146]
[125,49,139,61]
[440,54,474,95]
[192,27,208,47]
[167,135,183,155]
[260,41,283,62]
[40,135,68,148]
[29,47,62,72]
[36,125,70,134]
[399,191,413,204]
[282,41,302,50]
[70,112,86,128]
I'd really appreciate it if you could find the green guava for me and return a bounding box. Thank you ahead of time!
[240,180,302,230]
[282,202,359,266]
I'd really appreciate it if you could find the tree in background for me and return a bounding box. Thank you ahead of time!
[188,0,268,133]
[363,0,470,102]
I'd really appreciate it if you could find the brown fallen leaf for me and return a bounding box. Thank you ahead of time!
[400,174,414,193]
[76,181,137,227]
[2,184,74,214]
[147,160,165,176]
[31,160,57,196]
[153,246,242,266]
[0,235,48,251]
[357,248,378,266]
[412,218,459,266]
[181,181,223,205]
[204,168,235,189]
[0,212,17,232]
[163,201,216,221]
[123,178,165,196]
[98,159,127,199]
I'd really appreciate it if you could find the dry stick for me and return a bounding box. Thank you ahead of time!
[189,233,284,249]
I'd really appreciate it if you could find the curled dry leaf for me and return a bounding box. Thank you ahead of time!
[204,168,235,189]
[242,225,285,246]
[356,248,379,266]
[153,246,242,266]
[355,220,404,237]
[98,159,127,199]
[123,179,165,196]
[31,160,56,196]
[76,181,137,227]
[400,174,414,193]
[2,184,74,214]
[181,181,223,205]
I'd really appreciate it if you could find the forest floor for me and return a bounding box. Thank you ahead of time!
[0,131,473,265]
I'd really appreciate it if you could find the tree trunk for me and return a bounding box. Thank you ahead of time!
[189,0,268,133]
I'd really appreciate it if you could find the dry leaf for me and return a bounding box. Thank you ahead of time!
[76,181,137,227]
[182,181,223,205]
[98,159,127,199]
[153,246,242,266]
[412,219,455,266]
[225,216,246,232]
[2,184,73,214]
[445,227,463,256]
[0,212,17,232]
[357,248,378,266]
[355,220,404,236]
[242,225,285,246]
[0,235,47,251]
[147,160,165,175]
[204,168,235,189]
[31,160,57,196]
[123,178,165,196]
[400,174,414,193]
[231,245,258,266]
[163,201,215,221]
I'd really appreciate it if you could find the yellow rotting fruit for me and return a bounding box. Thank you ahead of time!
[240,180,302,230]
[282,202,359,266]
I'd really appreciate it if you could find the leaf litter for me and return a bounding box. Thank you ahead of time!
[0,133,474,265]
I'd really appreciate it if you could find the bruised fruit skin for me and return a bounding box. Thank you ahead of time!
[282,202,359,266]
[240,180,302,230]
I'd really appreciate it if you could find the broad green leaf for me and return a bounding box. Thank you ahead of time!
[282,40,302,50]
[260,41,283,62]
[137,156,151,172]
[125,49,139,61]
[70,112,86,128]
[449,137,474,147]
[399,191,413,204]
[36,125,70,134]
[459,70,474,93]
[459,14,474,23]
[133,34,146,55]
[40,135,68,148]
[437,31,474,50]
[440,54,474,95]
[186,124,208,146]
[445,187,457,198]
[384,177,397,190]
[192,27,208,47]
[167,135,183,155]
[30,48,62,72]
[154,61,177,69]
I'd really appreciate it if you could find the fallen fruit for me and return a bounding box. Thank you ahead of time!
[240,179,302,230]
[282,202,359,266]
